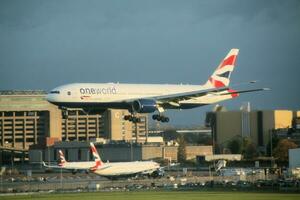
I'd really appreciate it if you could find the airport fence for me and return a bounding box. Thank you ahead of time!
[1,174,300,194]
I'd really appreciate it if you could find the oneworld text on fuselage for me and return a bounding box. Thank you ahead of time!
[79,87,117,95]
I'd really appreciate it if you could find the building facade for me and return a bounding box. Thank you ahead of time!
[0,91,148,162]
[207,109,297,152]
[29,141,213,163]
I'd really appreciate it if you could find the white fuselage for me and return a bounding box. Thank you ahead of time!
[46,83,232,109]
[92,161,160,177]
[46,49,243,113]
[61,161,95,170]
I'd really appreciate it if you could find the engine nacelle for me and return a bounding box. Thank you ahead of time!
[151,168,165,178]
[132,99,157,113]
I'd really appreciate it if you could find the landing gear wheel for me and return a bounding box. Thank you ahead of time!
[124,115,131,121]
[160,116,169,123]
[164,117,169,123]
[124,115,141,123]
[152,115,170,123]
[132,117,141,123]
[152,114,159,120]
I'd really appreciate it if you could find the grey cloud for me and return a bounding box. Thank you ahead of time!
[0,0,299,125]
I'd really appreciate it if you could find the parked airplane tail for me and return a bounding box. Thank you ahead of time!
[58,150,67,166]
[90,142,103,171]
[215,159,227,172]
[205,49,239,88]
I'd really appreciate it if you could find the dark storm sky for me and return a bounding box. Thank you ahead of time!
[0,0,300,126]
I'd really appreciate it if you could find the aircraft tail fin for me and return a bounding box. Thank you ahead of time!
[42,161,47,167]
[215,159,227,172]
[205,49,239,88]
[58,150,67,166]
[90,142,103,171]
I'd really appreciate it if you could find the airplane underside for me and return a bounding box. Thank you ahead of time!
[53,101,208,110]
[54,101,208,123]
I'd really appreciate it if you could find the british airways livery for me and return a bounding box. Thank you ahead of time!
[43,150,95,174]
[43,143,162,178]
[46,49,268,123]
[89,143,162,178]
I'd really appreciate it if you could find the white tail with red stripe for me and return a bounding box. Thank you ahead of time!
[205,49,239,88]
[89,143,103,171]
[58,150,67,167]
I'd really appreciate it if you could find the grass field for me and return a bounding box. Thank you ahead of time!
[1,191,300,200]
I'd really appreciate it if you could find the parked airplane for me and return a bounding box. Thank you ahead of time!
[43,143,163,178]
[218,168,264,176]
[47,49,268,123]
[43,150,94,174]
[88,143,163,179]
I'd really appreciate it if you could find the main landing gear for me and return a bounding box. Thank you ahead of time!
[124,114,170,123]
[152,114,169,123]
[124,115,142,123]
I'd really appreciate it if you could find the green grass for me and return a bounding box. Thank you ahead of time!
[1,191,300,200]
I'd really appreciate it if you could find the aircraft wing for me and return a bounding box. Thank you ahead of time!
[121,86,228,107]
[153,87,268,105]
[219,88,270,96]
[42,161,62,169]
[61,165,91,170]
[43,161,92,171]
[153,87,229,103]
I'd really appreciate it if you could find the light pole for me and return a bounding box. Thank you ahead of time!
[208,164,212,181]
[60,167,63,190]
[10,150,14,176]
[211,119,215,154]
[0,150,2,171]
[270,130,272,156]
[39,150,42,169]
[0,172,2,193]
[48,146,50,165]
[269,129,274,168]
[130,140,133,161]
[87,148,90,161]
[0,167,5,193]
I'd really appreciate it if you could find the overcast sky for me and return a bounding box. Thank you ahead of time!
[0,0,299,126]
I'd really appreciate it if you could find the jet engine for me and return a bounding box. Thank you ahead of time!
[150,168,165,178]
[132,99,157,113]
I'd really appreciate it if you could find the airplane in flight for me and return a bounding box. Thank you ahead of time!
[46,49,268,123]
[88,143,163,179]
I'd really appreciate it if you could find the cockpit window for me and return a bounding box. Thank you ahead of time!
[50,91,60,94]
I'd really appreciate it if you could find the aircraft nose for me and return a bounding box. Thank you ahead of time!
[46,89,61,103]
[46,93,55,103]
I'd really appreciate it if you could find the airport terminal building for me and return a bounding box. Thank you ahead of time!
[29,141,213,163]
[206,109,300,153]
[0,91,148,162]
